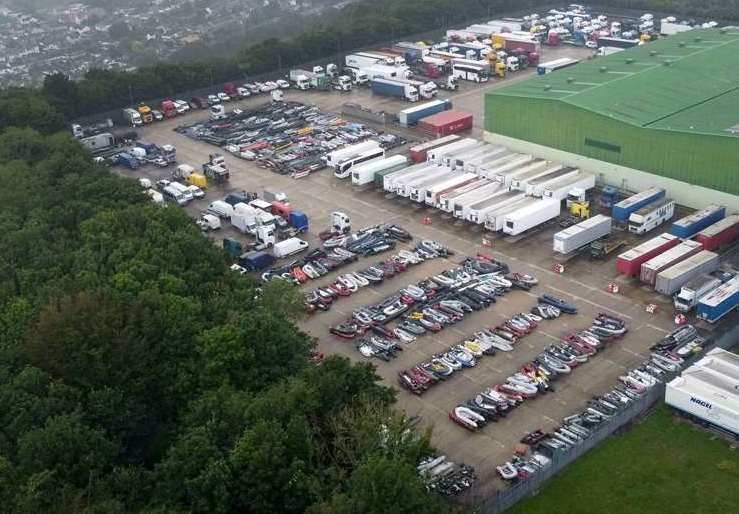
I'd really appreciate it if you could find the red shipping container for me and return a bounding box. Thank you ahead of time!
[616,233,679,276]
[418,110,473,136]
[695,214,739,251]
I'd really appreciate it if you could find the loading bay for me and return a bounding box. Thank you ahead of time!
[124,44,725,500]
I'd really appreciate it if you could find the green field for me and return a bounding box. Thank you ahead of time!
[509,405,739,514]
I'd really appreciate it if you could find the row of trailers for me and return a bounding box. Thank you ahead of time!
[372,137,595,236]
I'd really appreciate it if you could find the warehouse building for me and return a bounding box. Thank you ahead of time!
[484,27,739,210]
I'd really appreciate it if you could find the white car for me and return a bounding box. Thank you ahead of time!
[585,40,597,49]
[217,92,231,102]
[258,82,272,93]
[174,99,190,113]
[187,185,205,199]
[236,87,250,97]
[207,94,220,105]
[138,177,152,189]
[275,79,290,89]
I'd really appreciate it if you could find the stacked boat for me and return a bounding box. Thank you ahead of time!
[398,312,544,395]
[449,314,628,432]
[418,455,476,496]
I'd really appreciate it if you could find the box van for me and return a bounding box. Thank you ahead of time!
[273,237,309,259]
[162,185,188,206]
[207,200,234,219]
[169,182,194,203]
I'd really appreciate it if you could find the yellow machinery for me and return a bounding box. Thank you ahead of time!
[568,201,591,219]
[137,103,153,124]
[486,46,506,78]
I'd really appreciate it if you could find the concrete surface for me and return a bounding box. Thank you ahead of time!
[119,44,705,501]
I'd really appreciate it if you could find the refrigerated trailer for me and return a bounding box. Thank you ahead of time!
[477,154,533,181]
[446,144,497,170]
[424,172,479,206]
[382,163,436,192]
[640,239,703,286]
[484,197,540,232]
[553,215,612,254]
[466,190,525,223]
[697,276,739,323]
[409,169,463,202]
[351,155,408,186]
[426,138,478,164]
[391,165,449,196]
[541,173,595,201]
[509,164,564,192]
[502,199,561,236]
[525,167,580,196]
[438,178,492,212]
[665,368,739,435]
[464,147,513,173]
[439,142,487,168]
[654,250,719,295]
[451,183,508,219]
[628,197,675,235]
[616,233,680,277]
[403,168,454,199]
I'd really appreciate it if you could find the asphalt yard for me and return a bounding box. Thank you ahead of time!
[126,44,685,498]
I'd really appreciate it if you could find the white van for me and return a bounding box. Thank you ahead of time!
[273,237,309,258]
[162,185,187,206]
[145,189,164,205]
[207,200,234,219]
[169,182,194,203]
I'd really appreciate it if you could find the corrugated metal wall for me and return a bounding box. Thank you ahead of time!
[485,95,739,196]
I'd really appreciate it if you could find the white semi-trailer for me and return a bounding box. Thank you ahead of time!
[502,199,561,236]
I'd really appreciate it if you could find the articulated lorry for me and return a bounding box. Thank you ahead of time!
[369,78,419,102]
[674,275,723,312]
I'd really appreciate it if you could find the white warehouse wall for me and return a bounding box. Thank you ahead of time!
[484,132,739,212]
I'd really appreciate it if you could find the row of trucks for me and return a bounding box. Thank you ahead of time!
[355,138,598,237]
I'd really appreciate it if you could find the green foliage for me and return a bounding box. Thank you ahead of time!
[0,128,446,513]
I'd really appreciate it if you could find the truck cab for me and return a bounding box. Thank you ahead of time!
[349,69,369,85]
[123,108,143,127]
[335,75,352,91]
[210,104,227,121]
[137,104,153,124]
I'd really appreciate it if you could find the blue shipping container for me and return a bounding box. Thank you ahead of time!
[612,187,665,222]
[398,99,451,126]
[670,205,725,239]
[697,276,739,323]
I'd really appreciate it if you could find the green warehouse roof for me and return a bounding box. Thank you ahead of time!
[489,27,739,138]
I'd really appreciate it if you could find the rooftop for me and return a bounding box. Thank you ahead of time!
[489,27,739,138]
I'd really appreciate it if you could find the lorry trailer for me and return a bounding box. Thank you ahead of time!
[424,172,480,206]
[398,167,452,198]
[408,170,458,202]
[438,179,494,213]
[440,142,487,168]
[464,147,511,173]
[426,138,478,164]
[509,164,564,192]
[665,368,739,435]
[674,275,723,312]
[382,163,436,192]
[465,190,523,223]
[445,144,496,170]
[612,187,666,223]
[524,167,579,196]
[695,215,739,251]
[541,173,595,201]
[628,197,675,235]
[352,155,408,186]
[654,250,720,295]
[478,154,534,181]
[670,204,725,239]
[398,99,451,126]
[409,135,460,162]
[484,197,540,232]
[616,233,680,276]
[536,57,579,74]
[640,239,704,286]
[697,276,739,323]
[497,159,551,188]
[369,78,419,102]
[553,215,612,254]
[502,199,561,236]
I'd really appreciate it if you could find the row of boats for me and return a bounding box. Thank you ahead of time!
[418,455,476,497]
[399,310,552,395]
[329,255,541,361]
[495,331,690,482]
[305,240,450,312]
[449,313,629,432]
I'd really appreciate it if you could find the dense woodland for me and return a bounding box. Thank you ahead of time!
[2,0,736,130]
[0,129,447,513]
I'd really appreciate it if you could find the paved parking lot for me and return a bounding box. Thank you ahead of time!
[123,44,692,499]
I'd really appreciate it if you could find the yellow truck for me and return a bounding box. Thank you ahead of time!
[137,103,153,124]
